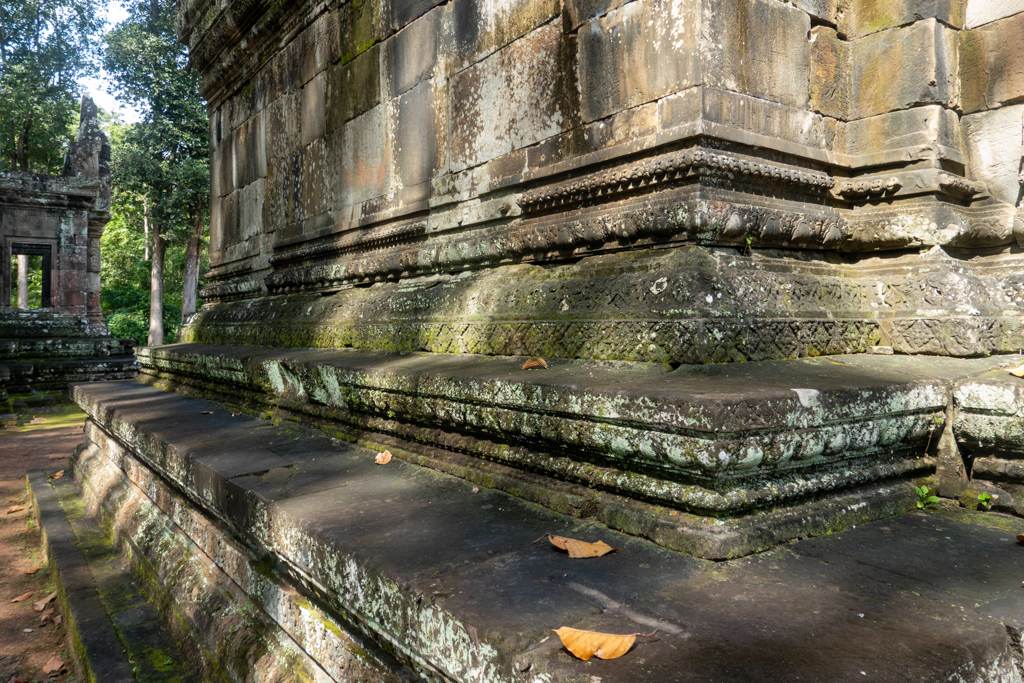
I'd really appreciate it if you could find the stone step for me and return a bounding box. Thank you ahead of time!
[4,356,137,394]
[70,379,1024,683]
[134,343,1020,557]
[27,467,197,682]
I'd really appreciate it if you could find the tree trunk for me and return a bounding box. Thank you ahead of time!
[148,229,165,346]
[181,211,202,323]
[143,196,150,260]
[16,255,28,309]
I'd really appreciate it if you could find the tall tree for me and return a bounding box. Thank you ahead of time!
[104,0,207,345]
[0,0,106,172]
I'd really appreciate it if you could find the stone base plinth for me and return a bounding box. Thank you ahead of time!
[69,378,1024,683]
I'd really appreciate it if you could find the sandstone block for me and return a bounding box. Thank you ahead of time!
[336,105,393,209]
[215,191,238,255]
[960,12,1024,112]
[965,0,1024,27]
[961,104,1024,205]
[384,7,440,98]
[840,0,965,38]
[301,72,326,147]
[449,23,574,171]
[578,0,701,123]
[790,0,839,24]
[266,91,303,161]
[442,0,560,74]
[837,105,965,165]
[393,80,440,189]
[823,19,958,120]
[390,0,444,33]
[705,0,810,109]
[233,113,267,189]
[326,44,382,133]
[298,138,332,221]
[238,178,266,241]
[339,0,387,65]
[212,135,233,198]
[701,87,835,154]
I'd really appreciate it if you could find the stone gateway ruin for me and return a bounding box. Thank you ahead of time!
[0,97,135,414]
[62,0,1024,679]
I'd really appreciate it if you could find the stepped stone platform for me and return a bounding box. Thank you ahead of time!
[69,375,1024,682]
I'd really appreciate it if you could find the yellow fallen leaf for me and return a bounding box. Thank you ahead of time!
[47,470,63,480]
[42,654,63,674]
[522,357,548,370]
[24,566,40,575]
[537,534,619,559]
[1008,365,1024,378]
[551,627,655,661]
[375,450,392,465]
[10,591,33,603]
[33,591,56,612]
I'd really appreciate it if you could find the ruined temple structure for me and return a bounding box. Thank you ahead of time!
[64,0,1024,680]
[0,96,136,412]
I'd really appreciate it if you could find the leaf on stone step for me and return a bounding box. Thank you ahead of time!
[551,627,656,661]
[375,450,392,465]
[47,470,63,480]
[6,505,24,514]
[39,607,53,623]
[41,654,63,675]
[1007,365,1024,378]
[522,357,548,370]
[200,411,213,415]
[33,592,56,612]
[10,591,32,603]
[537,534,619,559]
[23,566,39,575]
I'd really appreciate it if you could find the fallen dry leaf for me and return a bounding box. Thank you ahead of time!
[47,470,63,480]
[1017,534,1024,542]
[24,566,39,575]
[522,357,548,370]
[6,505,24,514]
[39,607,54,624]
[42,655,63,675]
[10,676,29,683]
[33,591,56,612]
[551,627,656,661]
[1008,365,1024,378]
[537,534,619,559]
[200,411,213,415]
[375,450,392,465]
[11,592,32,603]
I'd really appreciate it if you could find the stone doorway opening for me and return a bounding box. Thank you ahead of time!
[7,244,51,310]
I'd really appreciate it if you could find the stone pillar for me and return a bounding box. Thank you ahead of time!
[16,255,28,309]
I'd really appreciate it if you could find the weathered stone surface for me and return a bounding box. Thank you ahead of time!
[450,23,574,172]
[704,0,810,109]
[384,7,441,98]
[839,0,966,37]
[962,104,1024,206]
[835,105,965,166]
[816,19,959,121]
[960,12,1024,112]
[69,379,1024,682]
[966,0,1024,26]
[442,0,560,73]
[326,45,382,134]
[578,0,701,123]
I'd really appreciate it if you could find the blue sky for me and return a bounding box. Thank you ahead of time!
[80,0,143,123]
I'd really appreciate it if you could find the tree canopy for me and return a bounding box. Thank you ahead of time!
[0,0,107,172]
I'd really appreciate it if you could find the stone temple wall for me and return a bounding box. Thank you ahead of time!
[178,0,1024,363]
[0,97,136,409]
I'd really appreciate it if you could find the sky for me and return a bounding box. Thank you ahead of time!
[79,0,143,124]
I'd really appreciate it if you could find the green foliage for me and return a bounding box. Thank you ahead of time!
[0,0,107,172]
[8,255,43,308]
[915,485,941,510]
[978,493,992,503]
[103,0,208,244]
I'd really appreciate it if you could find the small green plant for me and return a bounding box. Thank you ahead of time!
[915,485,941,509]
[978,493,992,503]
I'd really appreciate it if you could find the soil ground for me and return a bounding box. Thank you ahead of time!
[0,405,88,683]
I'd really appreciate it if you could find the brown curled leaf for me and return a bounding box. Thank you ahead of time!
[535,534,618,559]
[375,450,392,465]
[33,591,56,612]
[551,627,656,661]
[42,654,63,675]
[6,505,24,514]
[522,357,547,370]
[200,410,214,415]
[47,470,63,480]
[10,591,33,603]
[1008,365,1024,378]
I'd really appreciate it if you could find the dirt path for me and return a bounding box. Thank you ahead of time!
[0,405,88,683]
